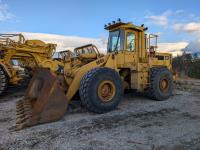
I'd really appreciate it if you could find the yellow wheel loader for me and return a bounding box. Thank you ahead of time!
[16,20,173,130]
[0,34,61,95]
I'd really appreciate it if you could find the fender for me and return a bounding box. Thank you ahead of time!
[66,54,114,101]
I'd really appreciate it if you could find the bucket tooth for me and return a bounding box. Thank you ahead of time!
[23,104,32,107]
[16,111,23,115]
[24,114,32,118]
[25,109,32,113]
[16,111,24,116]
[16,114,25,118]
[24,106,31,110]
[16,103,23,107]
[16,116,29,125]
[16,119,22,125]
[16,109,23,114]
[16,118,24,124]
[16,105,23,110]
[15,68,68,130]
[16,100,25,106]
[16,104,20,108]
[17,114,26,119]
[16,100,23,104]
[23,111,32,117]
[16,108,24,113]
[23,103,31,106]
[15,119,30,131]
[15,124,25,131]
[23,101,31,105]
[16,106,24,111]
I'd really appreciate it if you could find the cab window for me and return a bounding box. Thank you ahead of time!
[126,32,135,51]
[108,30,121,52]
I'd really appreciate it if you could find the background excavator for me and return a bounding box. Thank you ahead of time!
[0,34,63,95]
[15,20,173,130]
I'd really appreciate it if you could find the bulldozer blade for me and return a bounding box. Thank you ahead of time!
[15,68,68,130]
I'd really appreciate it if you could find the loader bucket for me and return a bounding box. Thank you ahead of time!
[15,68,68,130]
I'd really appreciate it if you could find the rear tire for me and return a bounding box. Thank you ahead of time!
[79,67,123,113]
[147,68,173,101]
[0,66,8,95]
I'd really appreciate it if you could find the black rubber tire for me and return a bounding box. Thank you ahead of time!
[0,66,8,95]
[147,67,173,101]
[79,67,123,113]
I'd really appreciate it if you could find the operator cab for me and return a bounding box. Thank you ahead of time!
[74,44,103,60]
[105,19,158,57]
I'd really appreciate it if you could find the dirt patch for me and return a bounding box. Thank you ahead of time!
[0,79,200,149]
[153,137,200,150]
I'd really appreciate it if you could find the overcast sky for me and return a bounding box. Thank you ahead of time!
[0,0,200,56]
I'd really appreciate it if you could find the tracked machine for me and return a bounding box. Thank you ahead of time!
[16,20,173,130]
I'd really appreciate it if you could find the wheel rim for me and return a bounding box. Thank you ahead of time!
[159,77,169,92]
[98,80,116,102]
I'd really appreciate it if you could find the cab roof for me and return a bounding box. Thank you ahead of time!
[104,22,148,32]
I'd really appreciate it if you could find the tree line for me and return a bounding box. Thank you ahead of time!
[172,52,200,79]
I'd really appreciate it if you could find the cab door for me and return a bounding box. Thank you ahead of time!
[124,30,138,68]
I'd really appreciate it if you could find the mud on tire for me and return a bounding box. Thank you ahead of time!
[79,67,123,113]
[147,67,173,101]
[0,66,8,95]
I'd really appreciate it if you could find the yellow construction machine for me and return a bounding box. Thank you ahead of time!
[16,20,173,130]
[0,33,62,95]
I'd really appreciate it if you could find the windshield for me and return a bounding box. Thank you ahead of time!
[107,30,121,52]
[76,47,95,54]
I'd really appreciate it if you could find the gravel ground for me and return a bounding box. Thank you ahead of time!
[0,80,200,150]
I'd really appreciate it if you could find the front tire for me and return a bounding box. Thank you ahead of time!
[79,67,123,113]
